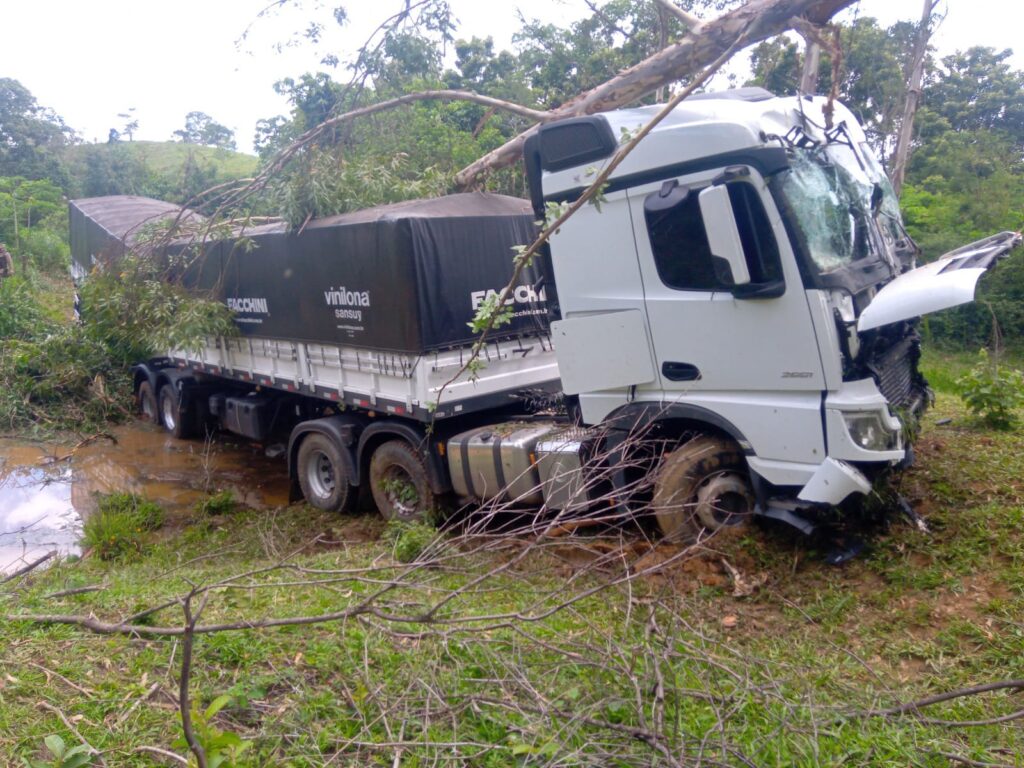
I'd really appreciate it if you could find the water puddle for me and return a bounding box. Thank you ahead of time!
[0,424,290,573]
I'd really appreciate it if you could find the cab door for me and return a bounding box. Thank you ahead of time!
[626,166,826,462]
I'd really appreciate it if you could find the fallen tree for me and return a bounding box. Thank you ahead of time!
[219,0,856,215]
[454,0,857,188]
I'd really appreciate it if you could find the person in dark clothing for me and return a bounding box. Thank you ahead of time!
[0,243,13,278]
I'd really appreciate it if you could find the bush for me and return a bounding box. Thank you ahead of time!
[383,520,439,564]
[20,224,70,274]
[195,489,237,516]
[956,348,1024,430]
[82,492,165,561]
[0,254,233,434]
[0,276,50,340]
[0,323,132,432]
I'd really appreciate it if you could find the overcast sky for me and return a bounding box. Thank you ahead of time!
[1,1,1019,154]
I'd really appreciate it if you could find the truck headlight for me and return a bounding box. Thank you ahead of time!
[843,412,900,451]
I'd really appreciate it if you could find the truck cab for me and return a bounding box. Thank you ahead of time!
[525,88,1019,535]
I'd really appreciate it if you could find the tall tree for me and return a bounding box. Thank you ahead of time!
[918,46,1024,144]
[173,111,237,150]
[0,79,74,186]
[890,0,941,197]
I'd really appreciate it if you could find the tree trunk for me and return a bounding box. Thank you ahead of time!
[890,0,938,198]
[454,0,856,189]
[800,42,821,93]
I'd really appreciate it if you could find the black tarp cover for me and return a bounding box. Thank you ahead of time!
[71,193,548,354]
[68,196,200,278]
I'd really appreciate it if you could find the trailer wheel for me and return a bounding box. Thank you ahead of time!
[137,380,159,424]
[369,440,437,523]
[158,384,194,439]
[296,433,356,514]
[652,435,754,540]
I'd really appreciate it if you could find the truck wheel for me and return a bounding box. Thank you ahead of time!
[369,440,437,523]
[137,380,159,424]
[653,435,754,540]
[158,384,194,439]
[296,433,357,514]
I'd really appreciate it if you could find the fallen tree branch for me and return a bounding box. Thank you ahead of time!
[239,90,551,202]
[851,679,1024,728]
[454,0,855,188]
[27,661,96,699]
[1,550,56,584]
[859,679,1024,718]
[932,751,1017,768]
[50,432,117,463]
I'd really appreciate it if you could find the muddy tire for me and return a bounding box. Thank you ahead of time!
[158,384,194,439]
[296,433,357,514]
[369,440,437,523]
[653,435,754,540]
[137,380,159,424]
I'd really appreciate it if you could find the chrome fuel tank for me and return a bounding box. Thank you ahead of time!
[447,422,559,504]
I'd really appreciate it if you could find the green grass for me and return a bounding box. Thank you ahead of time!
[4,354,1024,766]
[63,141,258,183]
[81,493,165,561]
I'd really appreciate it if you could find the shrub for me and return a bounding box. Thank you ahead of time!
[195,489,237,516]
[383,519,439,564]
[956,348,1024,430]
[82,492,165,561]
[0,276,50,340]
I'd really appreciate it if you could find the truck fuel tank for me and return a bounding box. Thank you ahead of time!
[534,428,599,512]
[448,422,560,505]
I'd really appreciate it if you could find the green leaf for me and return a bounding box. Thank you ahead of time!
[62,752,94,768]
[204,694,232,720]
[43,735,65,759]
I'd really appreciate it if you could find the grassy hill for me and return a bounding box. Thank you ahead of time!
[61,140,259,203]
[69,140,259,178]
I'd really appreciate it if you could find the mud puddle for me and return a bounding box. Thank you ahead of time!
[0,424,290,572]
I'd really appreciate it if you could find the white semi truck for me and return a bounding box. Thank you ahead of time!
[70,88,1019,537]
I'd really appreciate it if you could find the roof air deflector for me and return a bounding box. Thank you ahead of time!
[537,116,617,173]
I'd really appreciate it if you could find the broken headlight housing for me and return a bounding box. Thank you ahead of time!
[843,411,901,452]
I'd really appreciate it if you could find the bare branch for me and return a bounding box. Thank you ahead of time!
[652,0,705,34]
[179,589,207,768]
[239,90,551,204]
[1,550,55,584]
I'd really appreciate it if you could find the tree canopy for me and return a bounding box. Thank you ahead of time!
[0,78,74,186]
[173,111,237,150]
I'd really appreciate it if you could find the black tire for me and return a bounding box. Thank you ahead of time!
[137,380,159,424]
[158,384,195,439]
[296,433,357,514]
[368,440,437,523]
[652,435,754,540]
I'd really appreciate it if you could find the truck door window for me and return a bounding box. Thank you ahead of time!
[727,182,782,284]
[644,180,781,291]
[644,184,720,291]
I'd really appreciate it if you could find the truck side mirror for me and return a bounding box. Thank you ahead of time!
[698,185,751,286]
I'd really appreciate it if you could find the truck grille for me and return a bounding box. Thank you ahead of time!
[867,337,918,409]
